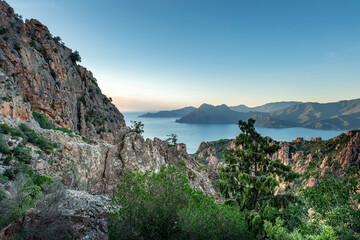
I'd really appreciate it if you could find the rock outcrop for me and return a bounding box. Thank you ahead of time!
[0,1,125,142]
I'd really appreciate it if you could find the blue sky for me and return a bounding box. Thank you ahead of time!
[7,0,360,111]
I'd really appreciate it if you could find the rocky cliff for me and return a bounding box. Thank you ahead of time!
[0,1,125,142]
[0,1,217,239]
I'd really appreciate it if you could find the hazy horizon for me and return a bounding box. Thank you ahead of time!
[8,0,360,111]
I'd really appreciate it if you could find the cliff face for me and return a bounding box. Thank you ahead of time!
[0,1,217,238]
[0,1,125,142]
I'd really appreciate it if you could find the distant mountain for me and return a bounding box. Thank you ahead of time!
[175,104,246,124]
[230,101,302,113]
[177,99,360,130]
[268,99,360,129]
[139,106,196,118]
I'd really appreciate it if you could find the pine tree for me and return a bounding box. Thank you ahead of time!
[217,119,300,234]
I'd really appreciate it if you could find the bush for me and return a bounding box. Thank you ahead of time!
[70,50,81,63]
[0,28,7,35]
[108,165,250,240]
[0,133,10,154]
[18,124,57,154]
[13,42,21,51]
[264,218,336,240]
[129,120,144,135]
[50,69,57,79]
[52,36,62,44]
[13,145,32,164]
[0,123,12,134]
[33,112,56,130]
[4,168,15,180]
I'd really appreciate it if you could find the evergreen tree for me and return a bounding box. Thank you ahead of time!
[217,119,300,235]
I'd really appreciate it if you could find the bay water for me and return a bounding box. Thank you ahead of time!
[123,112,347,154]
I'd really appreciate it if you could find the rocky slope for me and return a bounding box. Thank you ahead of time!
[0,1,217,239]
[0,1,125,142]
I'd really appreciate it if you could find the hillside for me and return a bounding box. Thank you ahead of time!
[139,106,195,118]
[268,99,360,129]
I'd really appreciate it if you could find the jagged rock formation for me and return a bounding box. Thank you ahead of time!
[194,131,360,184]
[0,1,124,142]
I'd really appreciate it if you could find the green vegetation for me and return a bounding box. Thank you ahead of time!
[13,42,21,51]
[165,133,177,147]
[50,69,57,79]
[108,165,250,240]
[217,119,300,236]
[129,120,144,135]
[52,36,62,44]
[32,112,55,129]
[0,27,7,35]
[70,50,81,63]
[302,162,360,238]
[32,112,73,135]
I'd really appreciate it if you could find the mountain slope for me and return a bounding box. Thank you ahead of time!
[269,98,360,129]
[139,106,195,118]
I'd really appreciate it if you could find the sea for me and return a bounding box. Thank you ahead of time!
[122,112,347,154]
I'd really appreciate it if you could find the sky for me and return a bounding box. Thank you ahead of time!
[7,0,360,111]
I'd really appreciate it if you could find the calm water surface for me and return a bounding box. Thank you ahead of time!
[123,112,347,154]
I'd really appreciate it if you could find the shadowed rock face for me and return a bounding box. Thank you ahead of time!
[0,1,125,142]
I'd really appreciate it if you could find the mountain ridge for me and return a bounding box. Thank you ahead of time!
[139,106,195,118]
[176,98,360,130]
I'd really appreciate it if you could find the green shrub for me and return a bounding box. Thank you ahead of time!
[264,218,336,240]
[4,168,15,180]
[0,134,10,154]
[178,199,250,239]
[4,156,13,166]
[50,69,57,79]
[70,50,81,63]
[33,112,56,130]
[0,28,7,35]
[18,124,56,154]
[0,123,12,134]
[108,165,250,240]
[52,36,61,44]
[13,42,21,51]
[129,120,144,135]
[13,145,32,164]
[30,39,36,47]
[0,175,9,184]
